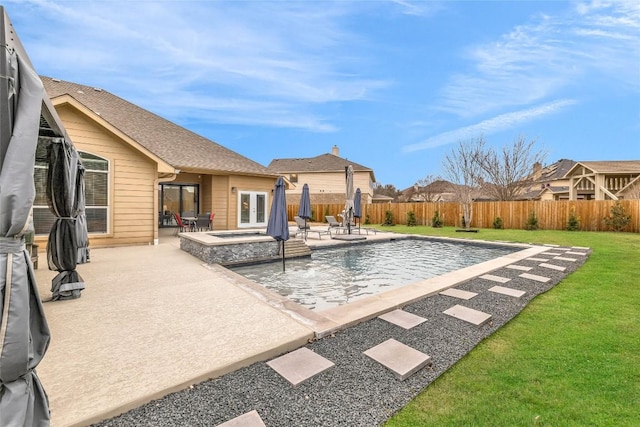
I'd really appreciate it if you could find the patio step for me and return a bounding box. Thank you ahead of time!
[283,239,312,258]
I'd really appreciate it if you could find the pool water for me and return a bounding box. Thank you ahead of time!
[229,238,519,311]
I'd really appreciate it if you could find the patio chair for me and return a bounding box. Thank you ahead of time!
[294,216,327,240]
[325,215,348,235]
[173,213,193,235]
[194,213,211,231]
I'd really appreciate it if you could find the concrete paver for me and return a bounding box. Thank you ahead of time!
[378,309,427,329]
[216,410,267,427]
[439,288,478,300]
[267,347,335,387]
[443,304,492,326]
[363,339,431,380]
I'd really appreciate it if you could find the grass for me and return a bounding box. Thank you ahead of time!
[375,226,640,427]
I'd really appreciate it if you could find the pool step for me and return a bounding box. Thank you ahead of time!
[283,239,312,258]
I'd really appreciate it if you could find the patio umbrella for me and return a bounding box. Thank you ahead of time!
[46,138,85,300]
[0,6,51,425]
[344,165,355,234]
[297,183,311,240]
[266,176,289,271]
[354,187,362,231]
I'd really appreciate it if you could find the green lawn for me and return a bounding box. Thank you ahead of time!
[375,226,640,427]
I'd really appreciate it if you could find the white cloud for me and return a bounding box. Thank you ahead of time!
[10,0,390,131]
[437,1,640,118]
[403,99,577,152]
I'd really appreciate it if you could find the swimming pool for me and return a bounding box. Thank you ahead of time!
[229,238,520,311]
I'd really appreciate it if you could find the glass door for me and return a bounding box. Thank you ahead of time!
[238,191,267,227]
[160,184,199,226]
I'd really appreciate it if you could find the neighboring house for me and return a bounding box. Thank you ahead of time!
[35,76,282,248]
[400,180,458,202]
[517,159,576,200]
[564,160,640,200]
[267,145,376,205]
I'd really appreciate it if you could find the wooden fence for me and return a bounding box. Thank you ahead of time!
[287,200,640,233]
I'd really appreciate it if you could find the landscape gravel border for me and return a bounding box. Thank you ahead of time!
[93,246,590,427]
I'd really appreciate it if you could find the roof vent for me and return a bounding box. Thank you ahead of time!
[93,87,102,92]
[77,90,84,94]
[52,78,60,82]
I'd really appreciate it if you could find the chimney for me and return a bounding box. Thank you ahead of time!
[331,145,339,156]
[532,162,542,177]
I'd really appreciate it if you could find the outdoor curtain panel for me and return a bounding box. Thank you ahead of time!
[46,137,86,300]
[0,44,51,426]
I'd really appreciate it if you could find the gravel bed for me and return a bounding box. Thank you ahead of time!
[93,247,590,427]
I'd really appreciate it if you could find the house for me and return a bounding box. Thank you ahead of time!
[564,160,640,200]
[400,180,458,203]
[267,145,376,204]
[35,76,283,248]
[517,159,576,200]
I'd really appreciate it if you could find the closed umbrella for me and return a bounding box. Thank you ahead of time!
[46,138,85,300]
[0,6,51,425]
[354,187,362,232]
[297,183,311,240]
[266,176,289,271]
[344,165,354,234]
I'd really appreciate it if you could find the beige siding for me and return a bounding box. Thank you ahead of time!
[287,171,374,204]
[53,105,157,247]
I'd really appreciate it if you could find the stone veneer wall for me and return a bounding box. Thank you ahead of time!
[180,237,280,265]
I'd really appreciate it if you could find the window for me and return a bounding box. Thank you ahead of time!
[290,173,298,183]
[33,147,109,235]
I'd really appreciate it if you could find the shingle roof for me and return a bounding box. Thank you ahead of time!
[267,153,375,180]
[41,76,275,176]
[536,159,576,182]
[571,160,640,174]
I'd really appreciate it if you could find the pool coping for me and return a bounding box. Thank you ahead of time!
[211,234,550,338]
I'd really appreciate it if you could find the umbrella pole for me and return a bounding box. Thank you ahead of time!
[282,240,286,271]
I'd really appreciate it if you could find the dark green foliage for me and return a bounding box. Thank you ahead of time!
[383,210,395,226]
[406,210,417,226]
[526,211,539,230]
[493,217,503,229]
[566,209,580,231]
[461,215,466,228]
[431,210,443,228]
[603,201,631,231]
[364,214,370,225]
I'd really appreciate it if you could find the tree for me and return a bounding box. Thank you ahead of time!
[442,138,485,230]
[373,183,401,201]
[477,135,547,201]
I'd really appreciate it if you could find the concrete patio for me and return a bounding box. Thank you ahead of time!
[33,226,548,426]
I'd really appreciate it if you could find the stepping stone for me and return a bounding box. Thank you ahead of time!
[506,265,532,271]
[565,251,587,256]
[543,244,560,247]
[488,286,525,298]
[217,410,266,427]
[539,263,566,272]
[479,274,511,284]
[526,257,549,262]
[443,304,492,326]
[267,348,334,387]
[554,256,577,262]
[363,338,431,380]
[379,309,427,330]
[519,273,551,283]
[440,288,478,300]
[572,246,589,250]
[542,251,563,256]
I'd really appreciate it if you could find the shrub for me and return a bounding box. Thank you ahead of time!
[566,209,580,231]
[364,214,370,225]
[526,211,539,230]
[431,210,443,228]
[493,217,503,229]
[603,201,631,232]
[406,210,417,226]
[383,210,395,226]
[461,215,466,229]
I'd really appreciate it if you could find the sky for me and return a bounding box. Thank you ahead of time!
[5,0,640,189]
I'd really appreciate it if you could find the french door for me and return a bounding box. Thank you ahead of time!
[238,191,267,228]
